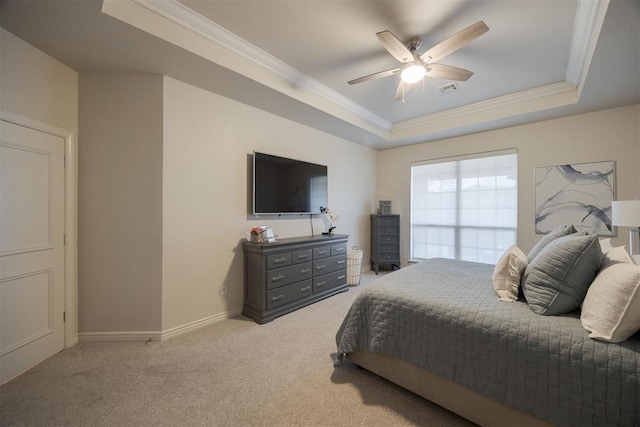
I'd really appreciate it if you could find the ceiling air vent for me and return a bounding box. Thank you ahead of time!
[438,82,460,94]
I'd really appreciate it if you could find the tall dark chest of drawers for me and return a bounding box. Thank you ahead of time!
[242,234,349,324]
[370,214,400,274]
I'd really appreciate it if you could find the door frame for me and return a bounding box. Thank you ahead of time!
[1,110,78,348]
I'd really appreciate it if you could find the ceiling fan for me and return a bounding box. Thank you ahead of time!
[348,21,489,102]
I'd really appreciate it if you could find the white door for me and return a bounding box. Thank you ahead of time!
[0,120,65,384]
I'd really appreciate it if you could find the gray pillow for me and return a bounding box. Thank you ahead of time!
[527,224,576,262]
[522,234,602,315]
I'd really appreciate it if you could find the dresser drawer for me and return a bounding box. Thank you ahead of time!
[313,269,347,293]
[313,255,346,275]
[378,253,399,263]
[331,242,347,256]
[379,217,399,227]
[313,246,331,259]
[379,235,399,244]
[266,280,313,310]
[379,244,399,254]
[266,262,312,290]
[266,252,291,269]
[291,249,312,264]
[379,226,399,236]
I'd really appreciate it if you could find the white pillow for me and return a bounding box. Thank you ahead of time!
[493,245,528,302]
[581,256,640,342]
[599,238,614,253]
[604,245,638,264]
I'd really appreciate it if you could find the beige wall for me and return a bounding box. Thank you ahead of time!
[76,74,376,335]
[161,77,377,331]
[378,104,640,264]
[1,28,78,132]
[78,74,164,333]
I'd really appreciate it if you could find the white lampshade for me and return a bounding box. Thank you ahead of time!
[611,200,640,227]
[401,64,426,84]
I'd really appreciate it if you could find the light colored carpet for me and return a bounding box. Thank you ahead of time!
[0,271,476,427]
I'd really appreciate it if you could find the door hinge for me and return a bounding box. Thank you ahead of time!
[64,234,67,245]
[63,311,66,322]
[64,155,69,167]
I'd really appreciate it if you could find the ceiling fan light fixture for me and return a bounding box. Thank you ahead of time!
[401,64,426,84]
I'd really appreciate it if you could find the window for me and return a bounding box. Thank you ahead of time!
[411,151,517,264]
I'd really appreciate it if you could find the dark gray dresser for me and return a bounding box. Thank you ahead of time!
[370,214,400,274]
[242,234,349,324]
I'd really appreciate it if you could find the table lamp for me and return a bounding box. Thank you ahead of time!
[611,200,640,255]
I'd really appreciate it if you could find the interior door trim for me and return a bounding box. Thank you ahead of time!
[1,110,78,349]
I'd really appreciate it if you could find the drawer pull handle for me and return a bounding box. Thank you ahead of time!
[274,257,287,264]
[272,294,284,301]
[334,247,344,252]
[316,265,326,271]
[300,268,311,274]
[337,260,345,265]
[338,275,346,280]
[317,281,326,287]
[297,254,309,260]
[300,286,311,292]
[318,250,328,255]
[271,275,285,282]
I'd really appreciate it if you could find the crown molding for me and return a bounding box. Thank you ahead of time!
[391,82,578,139]
[393,82,576,131]
[124,0,605,144]
[565,0,609,90]
[132,0,392,131]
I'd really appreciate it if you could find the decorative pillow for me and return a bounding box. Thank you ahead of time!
[521,234,602,315]
[527,224,576,262]
[599,238,614,253]
[605,245,638,264]
[581,257,640,342]
[493,245,528,302]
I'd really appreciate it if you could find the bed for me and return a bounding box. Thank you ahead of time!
[335,258,640,427]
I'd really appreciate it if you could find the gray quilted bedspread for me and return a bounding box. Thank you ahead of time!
[335,258,640,426]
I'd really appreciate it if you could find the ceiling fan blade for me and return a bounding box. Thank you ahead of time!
[395,80,411,102]
[376,30,415,63]
[426,63,474,81]
[347,68,400,85]
[420,21,489,63]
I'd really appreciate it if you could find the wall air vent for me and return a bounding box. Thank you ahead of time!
[438,82,460,94]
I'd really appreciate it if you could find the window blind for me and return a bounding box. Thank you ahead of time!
[410,150,517,264]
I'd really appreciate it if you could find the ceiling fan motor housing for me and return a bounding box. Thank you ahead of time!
[406,36,422,55]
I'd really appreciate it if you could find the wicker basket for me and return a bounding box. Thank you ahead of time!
[347,246,363,286]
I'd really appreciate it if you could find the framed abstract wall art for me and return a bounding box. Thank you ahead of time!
[534,161,615,235]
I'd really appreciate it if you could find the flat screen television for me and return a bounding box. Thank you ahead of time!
[253,151,328,215]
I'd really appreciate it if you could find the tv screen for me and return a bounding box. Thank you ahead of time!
[253,152,328,215]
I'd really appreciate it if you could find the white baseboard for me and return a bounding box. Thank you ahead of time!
[77,307,244,343]
[160,307,243,340]
[77,331,163,342]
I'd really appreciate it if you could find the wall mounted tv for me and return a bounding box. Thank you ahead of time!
[253,151,328,215]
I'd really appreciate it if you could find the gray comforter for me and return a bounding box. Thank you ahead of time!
[335,258,640,426]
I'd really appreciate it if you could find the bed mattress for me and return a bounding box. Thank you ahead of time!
[335,258,640,426]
